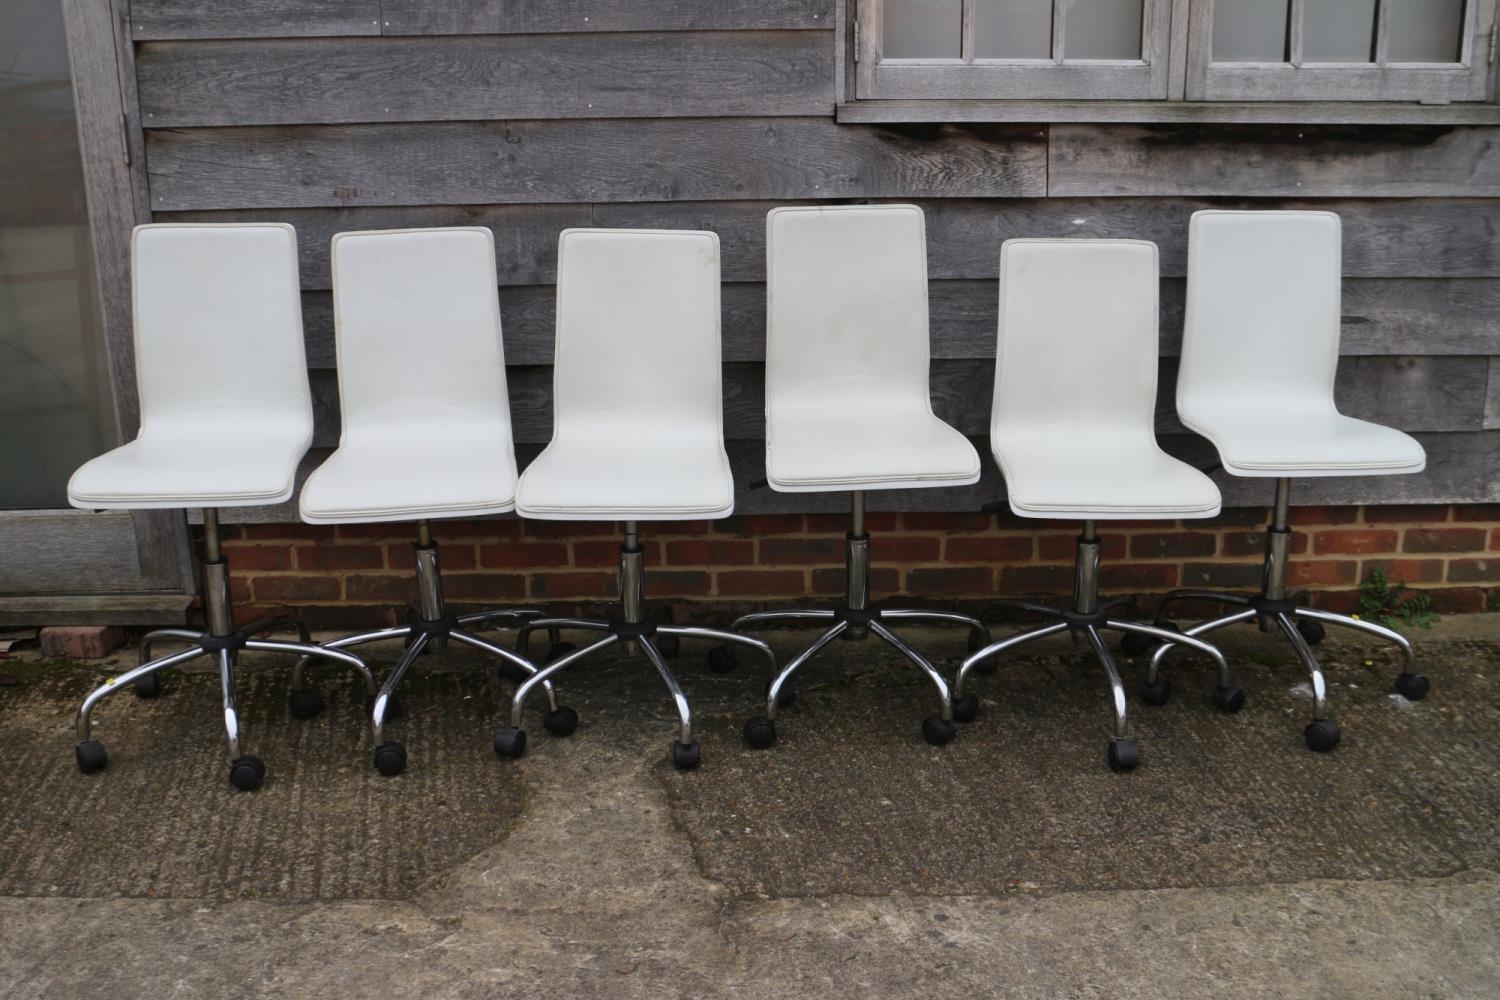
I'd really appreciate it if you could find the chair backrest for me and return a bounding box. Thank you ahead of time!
[132,223,310,434]
[331,227,511,442]
[993,239,1160,438]
[765,205,934,412]
[1180,210,1342,403]
[551,228,723,436]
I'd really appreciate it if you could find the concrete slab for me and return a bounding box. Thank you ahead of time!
[0,618,1497,998]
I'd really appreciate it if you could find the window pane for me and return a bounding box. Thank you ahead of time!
[1386,0,1465,62]
[1213,0,1289,61]
[883,0,963,57]
[1065,0,1143,59]
[974,0,1052,58]
[0,0,114,509]
[1303,0,1377,61]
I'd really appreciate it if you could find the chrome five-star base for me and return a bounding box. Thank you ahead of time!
[1141,478,1429,753]
[956,523,1243,772]
[73,509,376,791]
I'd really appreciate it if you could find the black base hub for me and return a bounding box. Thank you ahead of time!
[1249,595,1300,617]
[411,615,459,639]
[1062,608,1109,630]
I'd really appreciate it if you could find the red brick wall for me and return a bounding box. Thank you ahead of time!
[218,504,1500,627]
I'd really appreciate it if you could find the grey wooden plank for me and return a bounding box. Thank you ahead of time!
[836,99,1500,125]
[136,32,835,127]
[1049,124,1500,198]
[1486,357,1500,431]
[380,0,833,35]
[598,197,1500,279]
[156,205,593,290]
[300,276,1499,370]
[301,356,1487,451]
[130,0,380,39]
[144,120,1049,210]
[0,594,194,627]
[213,429,1500,523]
[0,512,150,594]
[60,0,196,596]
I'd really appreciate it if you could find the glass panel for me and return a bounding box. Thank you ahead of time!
[1065,0,1143,59]
[883,0,963,57]
[1303,0,1377,62]
[1386,0,1465,62]
[974,0,1052,58]
[0,0,113,509]
[1212,0,1289,61]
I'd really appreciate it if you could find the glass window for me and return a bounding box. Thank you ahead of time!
[883,0,964,57]
[1386,0,1465,61]
[1303,0,1378,62]
[1212,0,1290,62]
[1066,0,1143,60]
[0,0,113,509]
[974,0,1052,59]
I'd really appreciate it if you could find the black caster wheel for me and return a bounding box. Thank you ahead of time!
[493,726,527,760]
[546,641,576,664]
[706,644,737,673]
[952,694,979,723]
[744,716,777,749]
[1296,619,1326,646]
[75,740,108,774]
[1107,739,1140,773]
[672,740,702,770]
[288,688,323,720]
[543,705,579,736]
[132,672,164,699]
[373,741,407,776]
[922,715,957,746]
[1304,718,1341,753]
[1395,672,1430,701]
[1212,685,1246,713]
[229,755,266,792]
[1141,677,1171,707]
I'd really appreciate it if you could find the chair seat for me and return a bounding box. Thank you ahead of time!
[300,430,518,523]
[68,417,309,509]
[766,394,981,493]
[517,421,733,520]
[1180,391,1427,478]
[995,430,1221,520]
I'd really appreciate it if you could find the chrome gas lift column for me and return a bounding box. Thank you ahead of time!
[73,508,376,791]
[291,519,575,777]
[497,521,778,770]
[1137,478,1428,752]
[726,491,992,750]
[954,521,1243,772]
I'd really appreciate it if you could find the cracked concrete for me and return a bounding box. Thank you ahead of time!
[1,615,1498,998]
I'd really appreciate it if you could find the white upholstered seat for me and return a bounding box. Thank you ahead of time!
[992,239,1221,521]
[764,205,980,492]
[516,228,734,520]
[299,227,518,523]
[67,223,312,509]
[1177,210,1425,478]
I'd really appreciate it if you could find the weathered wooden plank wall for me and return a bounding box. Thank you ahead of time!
[126,0,1500,518]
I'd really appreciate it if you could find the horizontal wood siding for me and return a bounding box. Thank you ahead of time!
[124,6,1500,515]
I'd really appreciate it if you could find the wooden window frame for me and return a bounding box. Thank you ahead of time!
[842,0,1500,123]
[857,0,1174,101]
[1186,0,1497,103]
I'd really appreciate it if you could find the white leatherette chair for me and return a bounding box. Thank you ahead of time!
[1140,210,1430,753]
[494,228,776,770]
[67,223,374,791]
[724,205,990,752]
[955,239,1239,772]
[297,227,573,777]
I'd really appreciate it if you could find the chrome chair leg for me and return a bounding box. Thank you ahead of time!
[639,637,699,769]
[729,609,838,630]
[243,637,375,699]
[1082,627,1139,772]
[75,644,208,754]
[869,619,957,744]
[1276,612,1343,753]
[215,647,269,792]
[449,627,560,711]
[954,620,1071,706]
[368,632,430,777]
[745,622,850,749]
[494,634,623,760]
[516,616,612,658]
[1106,618,1243,711]
[1294,606,1423,692]
[139,628,201,663]
[1146,608,1259,692]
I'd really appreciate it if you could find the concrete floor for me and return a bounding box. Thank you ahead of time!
[1,614,1498,998]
